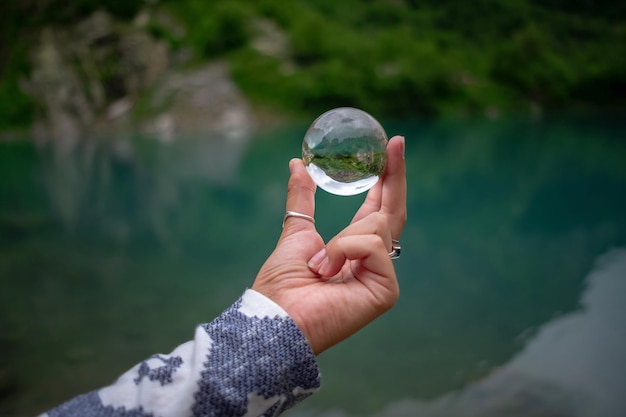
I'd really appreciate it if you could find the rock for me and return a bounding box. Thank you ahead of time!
[119,31,169,96]
[251,18,290,59]
[142,62,253,143]
[22,9,254,146]
[25,28,92,151]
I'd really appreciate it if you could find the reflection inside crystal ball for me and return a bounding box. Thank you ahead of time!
[302,107,388,196]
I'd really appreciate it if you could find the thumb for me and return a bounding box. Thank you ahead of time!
[282,158,317,234]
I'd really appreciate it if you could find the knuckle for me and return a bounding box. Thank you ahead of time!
[368,234,387,253]
[399,209,408,226]
[371,212,390,230]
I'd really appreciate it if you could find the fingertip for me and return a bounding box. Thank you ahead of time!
[308,247,326,271]
[388,135,405,160]
[288,158,301,174]
[288,158,315,190]
[317,258,331,276]
[385,136,407,175]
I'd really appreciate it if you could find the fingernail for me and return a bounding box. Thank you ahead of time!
[308,247,326,270]
[317,258,330,276]
[399,136,405,159]
[289,159,295,174]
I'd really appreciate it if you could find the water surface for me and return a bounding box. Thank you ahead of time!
[1,116,625,416]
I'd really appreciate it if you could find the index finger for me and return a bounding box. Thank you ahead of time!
[381,136,407,238]
[353,136,407,239]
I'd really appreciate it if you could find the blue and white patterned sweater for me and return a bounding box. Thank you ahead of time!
[42,289,321,417]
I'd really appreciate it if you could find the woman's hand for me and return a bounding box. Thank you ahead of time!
[252,136,407,355]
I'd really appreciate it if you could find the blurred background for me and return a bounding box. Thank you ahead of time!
[1,1,625,416]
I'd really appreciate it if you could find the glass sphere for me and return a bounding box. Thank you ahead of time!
[302,107,388,196]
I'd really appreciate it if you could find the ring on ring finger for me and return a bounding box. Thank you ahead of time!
[388,239,401,259]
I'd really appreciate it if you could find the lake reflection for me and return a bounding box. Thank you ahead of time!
[0,116,625,416]
[301,248,626,417]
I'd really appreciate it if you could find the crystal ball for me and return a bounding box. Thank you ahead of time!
[302,107,388,196]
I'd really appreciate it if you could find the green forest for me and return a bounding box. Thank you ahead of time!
[1,0,625,130]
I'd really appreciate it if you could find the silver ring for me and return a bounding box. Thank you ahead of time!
[283,211,315,228]
[389,239,401,259]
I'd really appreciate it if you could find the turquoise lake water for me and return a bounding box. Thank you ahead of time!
[1,115,625,416]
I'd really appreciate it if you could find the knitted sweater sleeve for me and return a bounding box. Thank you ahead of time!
[41,289,321,417]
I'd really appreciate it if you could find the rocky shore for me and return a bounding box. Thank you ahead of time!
[22,9,255,147]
